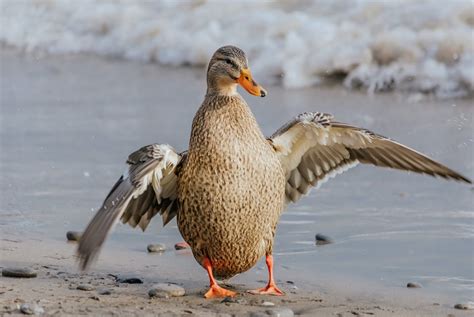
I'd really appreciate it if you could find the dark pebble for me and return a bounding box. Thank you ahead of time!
[147,243,166,253]
[116,276,143,284]
[66,231,81,241]
[2,267,37,278]
[174,242,189,250]
[221,297,247,304]
[98,289,112,295]
[315,234,332,245]
[454,303,473,310]
[406,282,421,288]
[77,284,94,291]
[89,296,100,301]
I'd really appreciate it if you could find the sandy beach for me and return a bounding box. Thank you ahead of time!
[1,48,473,316]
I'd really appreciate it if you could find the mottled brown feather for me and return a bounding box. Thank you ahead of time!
[77,144,182,270]
[271,112,471,204]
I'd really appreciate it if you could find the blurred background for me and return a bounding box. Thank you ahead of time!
[0,0,473,311]
[1,0,473,98]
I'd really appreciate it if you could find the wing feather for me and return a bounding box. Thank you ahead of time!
[271,112,471,204]
[77,144,185,270]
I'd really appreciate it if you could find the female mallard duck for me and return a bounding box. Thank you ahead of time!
[77,45,471,299]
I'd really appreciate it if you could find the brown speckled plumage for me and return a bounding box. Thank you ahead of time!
[178,94,285,278]
[76,45,470,296]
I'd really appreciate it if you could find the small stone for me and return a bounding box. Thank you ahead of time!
[89,296,100,301]
[261,301,275,307]
[406,282,421,288]
[221,297,235,304]
[147,243,166,253]
[315,234,332,245]
[266,308,294,317]
[66,231,81,242]
[77,284,94,291]
[148,289,170,299]
[454,303,473,310]
[20,303,44,315]
[98,289,112,295]
[221,297,247,304]
[116,276,143,284]
[148,283,185,297]
[2,267,37,278]
[174,242,189,250]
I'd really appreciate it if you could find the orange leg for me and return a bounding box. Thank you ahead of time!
[248,255,284,296]
[203,257,237,299]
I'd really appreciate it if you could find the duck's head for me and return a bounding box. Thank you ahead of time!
[206,45,267,97]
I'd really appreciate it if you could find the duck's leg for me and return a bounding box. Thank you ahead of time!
[203,257,237,299]
[248,255,284,296]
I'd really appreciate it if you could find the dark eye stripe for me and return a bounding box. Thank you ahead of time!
[217,58,239,70]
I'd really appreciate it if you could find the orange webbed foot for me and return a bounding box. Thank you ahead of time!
[204,284,237,299]
[248,284,285,296]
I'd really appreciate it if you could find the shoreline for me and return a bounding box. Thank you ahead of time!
[1,235,470,317]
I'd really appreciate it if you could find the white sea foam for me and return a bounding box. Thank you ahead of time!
[1,0,473,97]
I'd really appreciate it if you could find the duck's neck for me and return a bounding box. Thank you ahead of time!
[206,77,239,97]
[189,93,264,153]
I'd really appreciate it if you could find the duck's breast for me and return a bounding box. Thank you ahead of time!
[177,96,285,277]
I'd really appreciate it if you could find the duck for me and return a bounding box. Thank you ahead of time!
[77,45,471,299]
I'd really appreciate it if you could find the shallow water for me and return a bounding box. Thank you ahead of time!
[0,49,473,303]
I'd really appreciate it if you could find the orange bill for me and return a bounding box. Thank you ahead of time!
[237,68,267,97]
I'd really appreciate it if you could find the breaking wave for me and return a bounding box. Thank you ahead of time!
[1,0,473,98]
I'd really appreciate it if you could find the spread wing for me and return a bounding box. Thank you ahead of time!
[270,112,471,204]
[77,144,186,270]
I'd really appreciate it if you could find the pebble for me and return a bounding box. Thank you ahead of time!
[406,282,421,288]
[66,231,81,242]
[454,303,474,310]
[98,289,112,295]
[116,276,143,284]
[77,284,94,291]
[147,243,166,253]
[148,283,185,297]
[315,233,332,245]
[174,242,189,250]
[148,289,170,299]
[261,301,275,307]
[266,308,294,317]
[2,267,37,278]
[20,303,44,315]
[220,297,247,304]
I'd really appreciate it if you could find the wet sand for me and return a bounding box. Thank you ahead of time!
[1,48,473,316]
